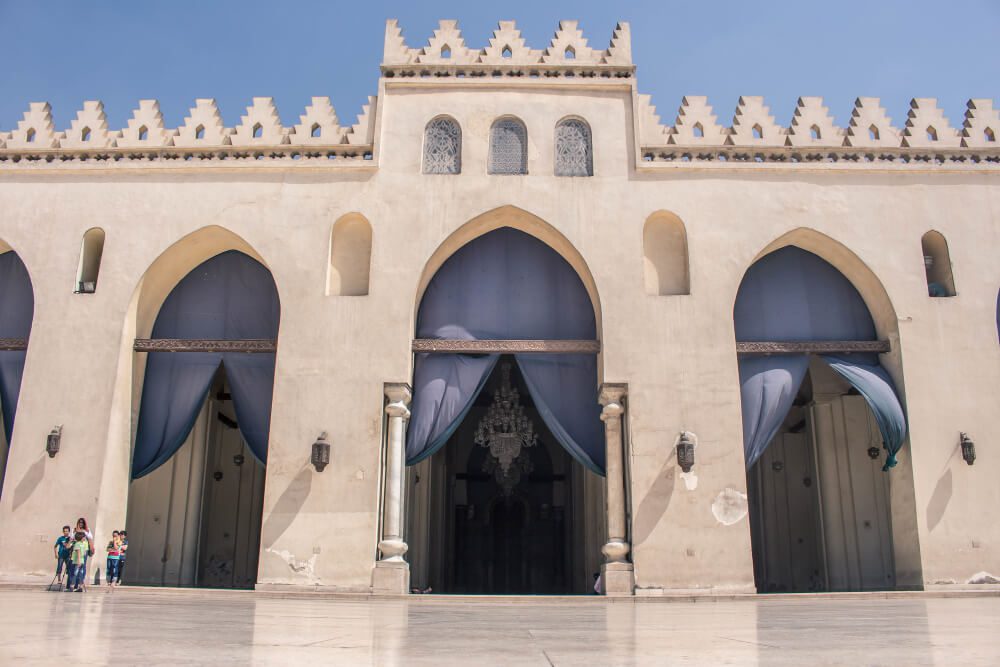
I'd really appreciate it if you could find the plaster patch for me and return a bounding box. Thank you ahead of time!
[967,571,1000,584]
[711,488,748,526]
[266,548,318,579]
[679,471,698,490]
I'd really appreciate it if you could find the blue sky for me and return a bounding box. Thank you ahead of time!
[1,0,997,132]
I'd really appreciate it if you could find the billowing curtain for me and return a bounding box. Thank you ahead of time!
[132,251,279,479]
[0,251,34,444]
[738,355,809,469]
[407,227,605,473]
[734,247,907,469]
[822,355,906,471]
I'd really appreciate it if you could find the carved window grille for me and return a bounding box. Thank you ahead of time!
[555,119,593,177]
[422,117,462,174]
[488,118,527,174]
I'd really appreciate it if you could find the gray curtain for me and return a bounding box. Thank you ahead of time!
[406,228,605,473]
[0,251,34,444]
[822,355,907,471]
[738,355,809,469]
[734,247,907,469]
[132,251,280,479]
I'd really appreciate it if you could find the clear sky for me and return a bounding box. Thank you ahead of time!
[1,0,997,133]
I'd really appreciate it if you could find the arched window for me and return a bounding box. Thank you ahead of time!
[554,118,593,177]
[642,212,690,295]
[422,117,461,174]
[75,227,106,293]
[488,117,527,175]
[921,230,956,297]
[328,214,372,296]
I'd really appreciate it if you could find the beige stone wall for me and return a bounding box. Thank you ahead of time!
[0,76,997,592]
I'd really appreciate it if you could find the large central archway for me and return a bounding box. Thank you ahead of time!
[123,236,280,590]
[404,219,607,594]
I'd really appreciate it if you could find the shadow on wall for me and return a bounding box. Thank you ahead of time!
[926,469,953,533]
[261,465,313,550]
[12,454,46,511]
[632,452,677,548]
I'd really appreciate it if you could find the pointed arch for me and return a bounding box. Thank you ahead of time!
[920,230,956,297]
[642,211,690,296]
[0,243,35,465]
[327,213,372,296]
[414,205,602,335]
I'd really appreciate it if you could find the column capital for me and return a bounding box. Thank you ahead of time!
[599,383,627,418]
[384,383,412,418]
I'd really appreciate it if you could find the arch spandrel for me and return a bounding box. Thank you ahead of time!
[413,205,603,340]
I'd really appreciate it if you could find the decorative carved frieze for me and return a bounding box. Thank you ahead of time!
[0,338,28,351]
[735,340,890,355]
[412,339,601,354]
[133,339,277,353]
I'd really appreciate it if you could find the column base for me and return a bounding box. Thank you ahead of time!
[601,562,635,597]
[371,560,410,595]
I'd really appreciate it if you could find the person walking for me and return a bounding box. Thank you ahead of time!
[73,518,94,587]
[105,532,122,593]
[115,530,128,585]
[53,526,72,586]
[67,532,89,592]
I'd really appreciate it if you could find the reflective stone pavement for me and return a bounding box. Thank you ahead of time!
[0,589,998,665]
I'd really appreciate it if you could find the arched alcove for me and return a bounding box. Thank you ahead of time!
[920,230,956,297]
[75,227,105,293]
[327,214,372,296]
[642,211,690,296]
[0,245,35,496]
[733,229,922,592]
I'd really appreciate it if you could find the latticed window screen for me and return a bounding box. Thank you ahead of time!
[554,119,593,177]
[422,117,462,174]
[488,119,528,174]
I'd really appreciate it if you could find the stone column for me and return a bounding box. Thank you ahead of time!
[598,383,634,596]
[372,383,412,595]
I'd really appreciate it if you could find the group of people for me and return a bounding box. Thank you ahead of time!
[53,518,128,593]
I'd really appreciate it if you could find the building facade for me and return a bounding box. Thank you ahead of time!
[0,19,998,595]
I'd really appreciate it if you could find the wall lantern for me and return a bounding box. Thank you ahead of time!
[960,432,976,466]
[311,432,331,472]
[46,426,62,458]
[676,431,695,473]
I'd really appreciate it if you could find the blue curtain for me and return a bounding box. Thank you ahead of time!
[734,247,907,470]
[406,228,605,473]
[822,355,907,471]
[132,251,280,479]
[738,355,809,469]
[0,252,34,444]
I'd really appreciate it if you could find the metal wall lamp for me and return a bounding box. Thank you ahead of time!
[960,432,976,466]
[311,432,331,472]
[46,426,62,458]
[676,431,695,473]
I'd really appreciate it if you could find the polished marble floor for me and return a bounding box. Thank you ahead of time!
[0,589,997,665]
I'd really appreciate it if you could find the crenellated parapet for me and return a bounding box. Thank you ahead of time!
[0,95,376,168]
[381,19,634,78]
[638,95,1000,170]
[0,19,997,172]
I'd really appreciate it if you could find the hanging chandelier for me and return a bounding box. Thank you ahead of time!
[474,362,538,496]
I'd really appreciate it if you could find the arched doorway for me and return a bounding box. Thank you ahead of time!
[124,250,279,589]
[734,245,911,592]
[404,226,607,594]
[0,248,33,497]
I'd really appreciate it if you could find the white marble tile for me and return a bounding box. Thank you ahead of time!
[0,590,998,666]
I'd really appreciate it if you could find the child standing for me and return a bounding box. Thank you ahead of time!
[53,526,72,585]
[67,532,89,592]
[105,532,122,593]
[116,530,128,584]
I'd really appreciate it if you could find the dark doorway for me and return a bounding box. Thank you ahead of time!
[407,357,603,595]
